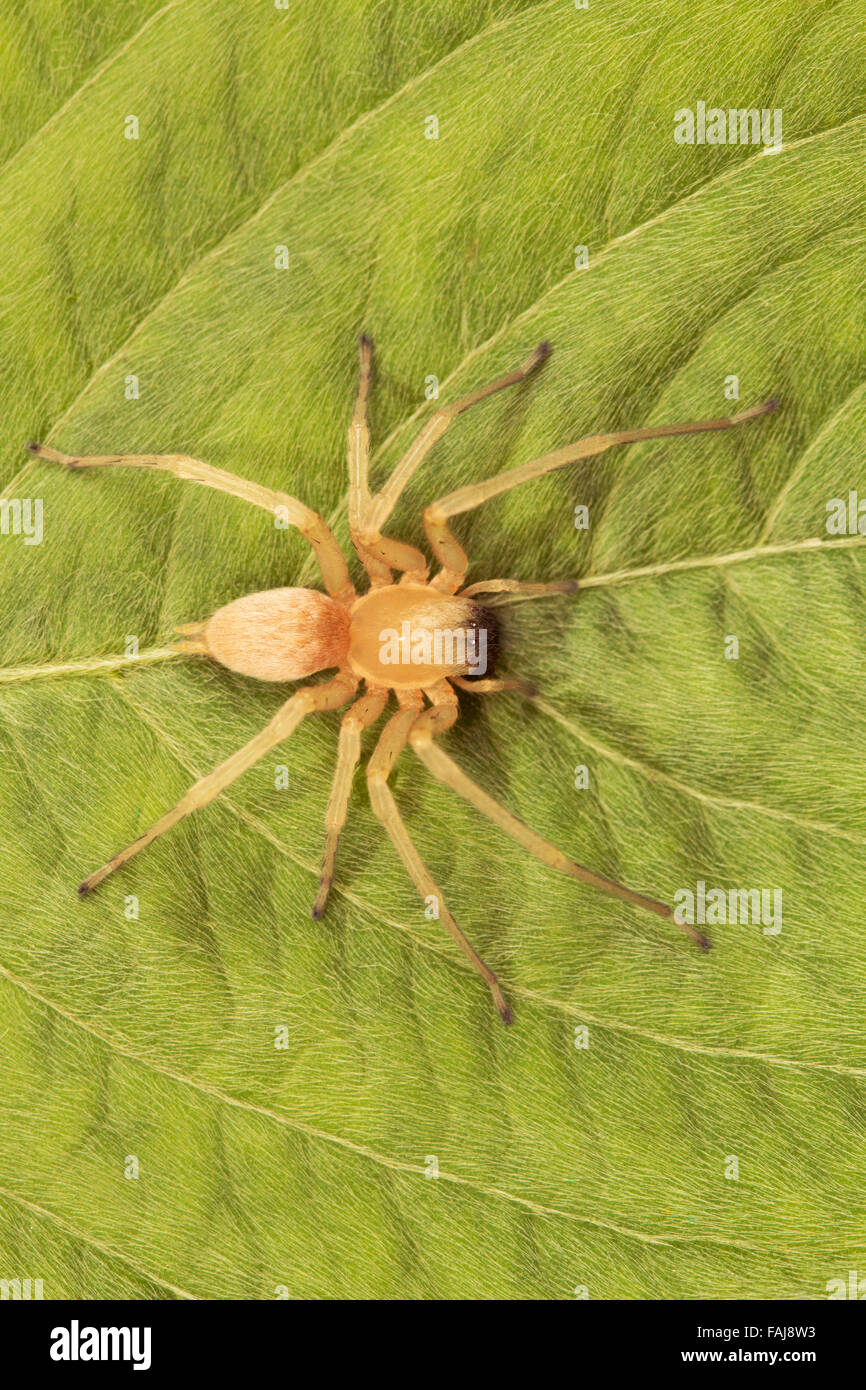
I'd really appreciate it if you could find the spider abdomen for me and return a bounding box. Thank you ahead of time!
[202,587,351,681]
[347,584,498,688]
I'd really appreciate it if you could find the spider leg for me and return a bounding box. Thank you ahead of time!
[365,687,511,1023]
[346,335,429,586]
[348,335,392,587]
[460,577,579,604]
[312,683,389,919]
[351,341,550,584]
[27,442,354,603]
[451,675,537,697]
[78,671,357,895]
[348,335,374,529]
[409,683,710,951]
[423,398,779,593]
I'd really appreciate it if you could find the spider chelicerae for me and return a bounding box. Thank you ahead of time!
[28,337,776,1022]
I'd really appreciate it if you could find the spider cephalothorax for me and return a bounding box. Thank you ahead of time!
[28,336,777,1023]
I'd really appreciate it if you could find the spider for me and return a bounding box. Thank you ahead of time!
[28,338,777,1023]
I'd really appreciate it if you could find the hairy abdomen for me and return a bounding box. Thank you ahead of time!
[203,587,351,681]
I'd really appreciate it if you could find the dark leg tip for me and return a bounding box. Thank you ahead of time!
[765,398,779,413]
[310,904,324,921]
[77,881,92,898]
[26,441,40,453]
[698,933,712,953]
[359,333,373,350]
[500,1003,514,1026]
[537,340,552,360]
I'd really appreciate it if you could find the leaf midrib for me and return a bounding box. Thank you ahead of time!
[6,29,863,523]
[6,673,865,1076]
[1,957,849,1258]
[0,1,185,182]
[0,1183,194,1299]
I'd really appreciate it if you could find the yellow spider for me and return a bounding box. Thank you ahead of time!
[28,337,776,1022]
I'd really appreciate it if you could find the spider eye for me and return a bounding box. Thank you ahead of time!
[459,605,499,681]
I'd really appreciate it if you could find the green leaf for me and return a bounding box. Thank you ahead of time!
[2,0,866,1299]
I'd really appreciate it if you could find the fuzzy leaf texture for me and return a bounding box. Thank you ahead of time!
[1,0,866,1300]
